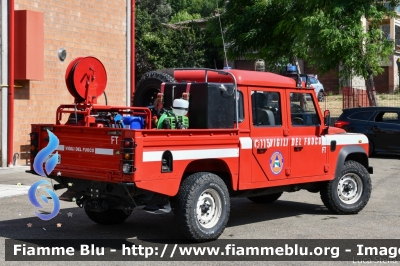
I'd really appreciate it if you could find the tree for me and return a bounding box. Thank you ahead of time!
[187,0,217,17]
[136,0,172,29]
[135,1,219,82]
[170,10,201,23]
[135,7,157,82]
[220,0,400,106]
[168,0,189,16]
[135,0,226,83]
[168,0,218,18]
[295,0,400,106]
[214,1,305,71]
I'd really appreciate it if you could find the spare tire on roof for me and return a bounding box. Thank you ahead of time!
[133,71,176,107]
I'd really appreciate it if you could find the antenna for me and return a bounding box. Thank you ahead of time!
[216,0,229,69]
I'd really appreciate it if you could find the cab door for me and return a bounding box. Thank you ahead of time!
[287,91,327,177]
[250,89,290,182]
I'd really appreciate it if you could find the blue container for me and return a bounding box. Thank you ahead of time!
[123,116,144,129]
[114,114,125,128]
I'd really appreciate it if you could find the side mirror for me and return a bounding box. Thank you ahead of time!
[324,110,330,128]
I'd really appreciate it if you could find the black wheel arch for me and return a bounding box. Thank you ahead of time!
[335,146,369,178]
[180,159,234,194]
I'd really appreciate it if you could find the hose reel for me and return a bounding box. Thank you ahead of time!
[65,56,107,104]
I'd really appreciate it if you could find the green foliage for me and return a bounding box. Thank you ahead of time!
[221,0,400,80]
[187,0,217,17]
[140,24,207,70]
[170,11,201,23]
[298,0,399,81]
[168,0,218,18]
[135,7,157,80]
[217,0,299,71]
[135,3,222,82]
[135,0,226,82]
[168,0,188,15]
[136,0,172,29]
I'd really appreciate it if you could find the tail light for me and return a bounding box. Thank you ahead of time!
[30,132,39,169]
[121,138,135,174]
[124,141,131,148]
[334,120,350,128]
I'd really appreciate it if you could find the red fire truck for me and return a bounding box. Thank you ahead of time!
[29,57,372,241]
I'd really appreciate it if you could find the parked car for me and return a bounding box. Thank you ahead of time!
[334,107,400,155]
[283,73,325,102]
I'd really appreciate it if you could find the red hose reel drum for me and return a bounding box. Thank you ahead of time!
[65,56,107,104]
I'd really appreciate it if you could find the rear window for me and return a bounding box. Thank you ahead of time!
[375,112,399,122]
[348,111,375,121]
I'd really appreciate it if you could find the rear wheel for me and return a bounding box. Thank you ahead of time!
[247,192,283,204]
[85,209,131,225]
[320,160,371,214]
[318,91,324,102]
[174,172,230,242]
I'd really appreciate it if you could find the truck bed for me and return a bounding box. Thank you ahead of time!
[31,124,240,195]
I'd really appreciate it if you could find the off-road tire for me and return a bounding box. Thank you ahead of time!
[247,192,283,204]
[320,160,371,214]
[134,71,176,107]
[85,209,131,225]
[174,172,230,242]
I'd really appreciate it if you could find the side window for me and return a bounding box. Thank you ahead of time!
[251,91,282,126]
[309,77,317,84]
[375,112,398,123]
[290,93,321,126]
[348,111,375,121]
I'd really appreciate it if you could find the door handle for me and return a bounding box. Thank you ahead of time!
[257,148,267,154]
[294,146,303,151]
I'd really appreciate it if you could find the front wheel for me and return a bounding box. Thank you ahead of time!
[174,172,230,242]
[320,160,371,214]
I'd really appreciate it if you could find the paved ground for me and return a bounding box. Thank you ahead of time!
[0,155,399,266]
[0,166,31,199]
